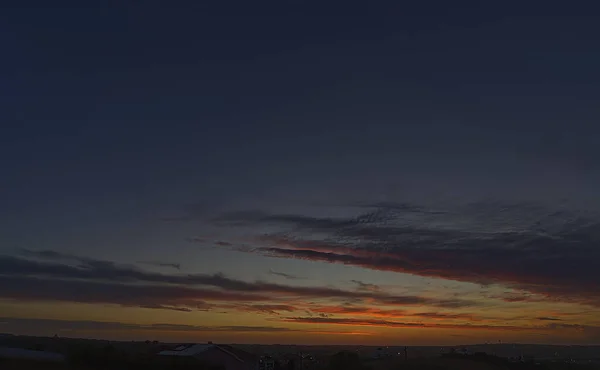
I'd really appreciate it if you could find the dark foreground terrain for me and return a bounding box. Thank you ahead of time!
[1,334,599,370]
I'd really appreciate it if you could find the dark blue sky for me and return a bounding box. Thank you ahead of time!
[3,1,599,199]
[1,1,600,344]
[2,0,600,244]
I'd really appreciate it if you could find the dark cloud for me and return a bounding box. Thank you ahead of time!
[352,201,450,216]
[0,317,373,338]
[254,243,600,307]
[138,261,181,270]
[0,253,476,311]
[269,269,302,280]
[308,305,477,321]
[280,317,533,331]
[213,209,390,230]
[413,312,476,320]
[537,317,562,321]
[138,305,193,312]
[310,305,407,317]
[350,280,381,292]
[0,275,270,309]
[187,238,251,251]
[490,293,541,303]
[19,249,67,260]
[212,201,600,307]
[0,317,296,333]
[280,315,598,340]
[228,304,298,315]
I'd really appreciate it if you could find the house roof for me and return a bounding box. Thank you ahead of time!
[158,343,248,363]
[158,343,215,356]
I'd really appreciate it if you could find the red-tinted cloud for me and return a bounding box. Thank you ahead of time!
[280,317,535,331]
[308,305,477,320]
[0,253,476,311]
[210,202,600,307]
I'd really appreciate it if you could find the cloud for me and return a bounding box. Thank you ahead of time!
[309,306,407,318]
[350,280,381,292]
[210,201,600,307]
[279,317,533,331]
[19,249,68,260]
[269,269,302,280]
[138,261,181,270]
[489,292,542,303]
[21,249,182,272]
[0,253,476,311]
[0,275,270,309]
[281,316,600,339]
[224,304,298,315]
[0,317,373,338]
[253,242,600,307]
[212,209,391,229]
[307,305,477,321]
[215,241,233,247]
[138,305,194,312]
[0,317,297,333]
[413,312,477,320]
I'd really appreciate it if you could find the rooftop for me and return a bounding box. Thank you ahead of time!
[158,342,249,363]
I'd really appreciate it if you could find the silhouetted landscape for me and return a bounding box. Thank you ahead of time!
[2,335,600,370]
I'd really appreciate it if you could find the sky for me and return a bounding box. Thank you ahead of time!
[1,1,600,345]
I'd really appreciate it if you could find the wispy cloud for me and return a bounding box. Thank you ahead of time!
[209,201,600,307]
[350,280,381,292]
[138,261,181,270]
[269,269,302,280]
[307,305,477,321]
[280,317,600,339]
[221,304,298,315]
[0,317,373,338]
[20,249,182,271]
[0,253,476,312]
[279,317,534,331]
[0,275,270,309]
[0,317,299,334]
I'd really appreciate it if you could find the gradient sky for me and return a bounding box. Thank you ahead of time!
[1,1,600,345]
